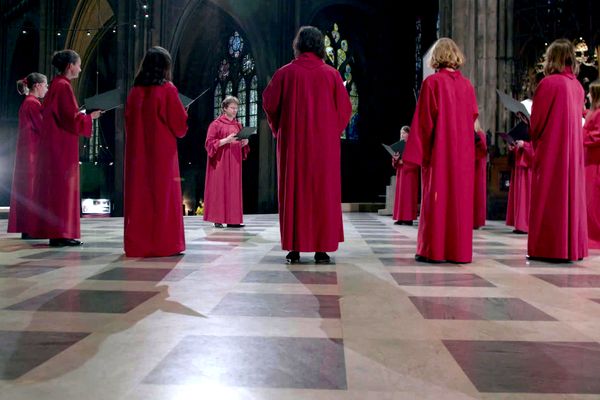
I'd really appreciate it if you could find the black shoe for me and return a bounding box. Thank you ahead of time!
[394,220,413,226]
[214,223,224,228]
[415,254,444,263]
[314,252,331,264]
[226,224,245,228]
[286,251,300,264]
[512,229,527,234]
[21,233,39,240]
[526,255,569,263]
[49,238,83,247]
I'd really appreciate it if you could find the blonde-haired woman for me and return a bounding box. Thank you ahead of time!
[528,39,588,261]
[8,73,47,238]
[203,96,249,228]
[403,37,479,263]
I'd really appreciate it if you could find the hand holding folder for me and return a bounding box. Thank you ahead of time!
[496,90,530,122]
[83,89,122,112]
[382,140,405,157]
[235,127,257,140]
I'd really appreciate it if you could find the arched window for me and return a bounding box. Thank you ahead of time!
[322,23,359,140]
[213,31,257,126]
[213,83,222,118]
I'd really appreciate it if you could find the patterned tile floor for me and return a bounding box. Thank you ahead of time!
[1,214,600,399]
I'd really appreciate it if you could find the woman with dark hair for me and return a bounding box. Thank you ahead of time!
[203,95,249,228]
[8,73,48,238]
[528,39,588,261]
[263,26,352,264]
[124,46,188,257]
[30,50,101,246]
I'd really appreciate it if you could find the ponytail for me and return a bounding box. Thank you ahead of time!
[16,73,47,96]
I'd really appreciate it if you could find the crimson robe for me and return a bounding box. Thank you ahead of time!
[403,69,478,263]
[392,157,419,222]
[262,52,352,252]
[583,109,600,249]
[124,82,188,257]
[528,67,588,260]
[506,142,533,232]
[30,75,92,239]
[474,130,487,228]
[8,95,43,234]
[203,115,249,225]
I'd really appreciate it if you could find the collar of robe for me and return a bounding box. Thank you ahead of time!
[293,52,324,69]
[217,114,241,126]
[561,66,576,80]
[438,68,461,79]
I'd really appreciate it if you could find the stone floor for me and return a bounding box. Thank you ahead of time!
[0,213,599,399]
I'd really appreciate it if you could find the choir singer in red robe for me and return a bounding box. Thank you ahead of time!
[402,38,479,263]
[8,73,47,239]
[528,39,588,261]
[30,50,101,246]
[505,134,533,234]
[263,26,352,264]
[203,96,249,228]
[124,46,188,257]
[392,126,419,225]
[474,119,488,229]
[583,80,600,249]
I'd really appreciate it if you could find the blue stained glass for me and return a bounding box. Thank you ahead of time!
[214,83,222,118]
[226,81,233,96]
[228,31,244,58]
[238,79,247,123]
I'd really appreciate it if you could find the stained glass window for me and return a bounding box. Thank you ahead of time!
[238,78,247,123]
[213,83,222,119]
[249,75,258,127]
[213,31,258,127]
[322,23,359,140]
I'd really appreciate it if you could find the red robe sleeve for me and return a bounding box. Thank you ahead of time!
[27,99,43,136]
[403,78,437,166]
[584,110,600,148]
[205,120,223,159]
[334,73,352,133]
[530,79,553,147]
[163,83,188,138]
[55,81,92,138]
[475,130,487,159]
[262,71,283,138]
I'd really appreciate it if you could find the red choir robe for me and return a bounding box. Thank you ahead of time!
[203,114,249,224]
[403,69,478,263]
[583,109,600,249]
[506,142,533,232]
[392,156,419,222]
[474,130,487,228]
[124,81,188,257]
[262,52,352,252]
[528,67,588,260]
[8,95,43,234]
[30,75,92,239]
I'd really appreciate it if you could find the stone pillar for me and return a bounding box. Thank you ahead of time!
[113,0,136,217]
[438,0,513,134]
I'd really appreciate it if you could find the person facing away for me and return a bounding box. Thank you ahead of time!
[392,125,419,225]
[8,73,48,239]
[124,46,188,257]
[473,118,488,229]
[262,25,352,264]
[583,80,600,249]
[203,95,250,228]
[29,50,101,247]
[402,37,479,263]
[528,38,588,262]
